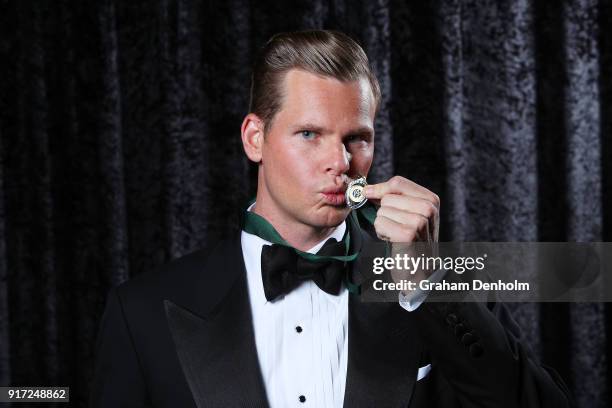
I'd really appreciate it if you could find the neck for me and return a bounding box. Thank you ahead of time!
[252,199,337,252]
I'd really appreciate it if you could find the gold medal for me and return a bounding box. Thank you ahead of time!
[345,176,368,209]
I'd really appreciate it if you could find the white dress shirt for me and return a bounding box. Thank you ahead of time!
[242,220,349,408]
[241,207,434,407]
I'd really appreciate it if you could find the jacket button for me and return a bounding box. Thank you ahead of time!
[454,323,468,337]
[299,395,306,403]
[461,332,478,346]
[446,314,458,326]
[469,343,484,358]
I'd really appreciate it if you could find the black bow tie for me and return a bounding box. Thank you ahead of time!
[261,238,347,302]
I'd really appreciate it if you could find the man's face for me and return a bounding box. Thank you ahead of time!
[257,69,376,230]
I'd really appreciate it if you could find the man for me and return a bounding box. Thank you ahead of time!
[91,30,571,407]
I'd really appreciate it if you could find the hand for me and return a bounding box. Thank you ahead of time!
[363,176,440,244]
[363,176,441,292]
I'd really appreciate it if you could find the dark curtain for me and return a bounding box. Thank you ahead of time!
[1,0,611,406]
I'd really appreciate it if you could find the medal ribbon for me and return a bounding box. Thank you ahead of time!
[242,201,378,294]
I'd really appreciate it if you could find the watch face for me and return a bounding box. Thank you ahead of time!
[346,176,368,210]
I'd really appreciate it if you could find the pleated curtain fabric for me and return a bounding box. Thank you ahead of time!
[1,0,611,406]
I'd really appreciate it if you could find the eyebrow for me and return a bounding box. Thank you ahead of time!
[291,123,374,137]
[291,123,328,134]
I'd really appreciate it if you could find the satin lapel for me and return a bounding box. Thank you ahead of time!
[164,237,269,408]
[343,217,422,407]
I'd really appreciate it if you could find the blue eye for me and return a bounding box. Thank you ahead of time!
[301,130,316,139]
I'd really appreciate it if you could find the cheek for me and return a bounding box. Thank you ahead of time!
[279,145,312,172]
[268,143,319,188]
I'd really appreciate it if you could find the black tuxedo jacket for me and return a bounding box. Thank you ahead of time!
[91,228,572,408]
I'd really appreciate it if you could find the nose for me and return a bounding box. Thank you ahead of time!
[325,142,351,175]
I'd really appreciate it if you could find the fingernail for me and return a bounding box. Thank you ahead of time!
[364,186,373,196]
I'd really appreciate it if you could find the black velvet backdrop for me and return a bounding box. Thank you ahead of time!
[1,0,611,407]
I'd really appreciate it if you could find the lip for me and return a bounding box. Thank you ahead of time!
[321,187,346,206]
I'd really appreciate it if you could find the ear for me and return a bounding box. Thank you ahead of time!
[241,113,265,163]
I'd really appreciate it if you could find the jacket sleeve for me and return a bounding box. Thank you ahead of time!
[90,288,152,408]
[412,300,574,408]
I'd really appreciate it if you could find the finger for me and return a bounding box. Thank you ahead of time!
[379,194,439,221]
[373,214,429,243]
[364,176,440,206]
[377,206,429,230]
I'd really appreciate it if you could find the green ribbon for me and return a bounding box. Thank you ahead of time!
[358,203,377,226]
[242,200,378,294]
[243,209,358,263]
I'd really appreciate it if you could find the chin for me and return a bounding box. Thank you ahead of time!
[312,206,350,227]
